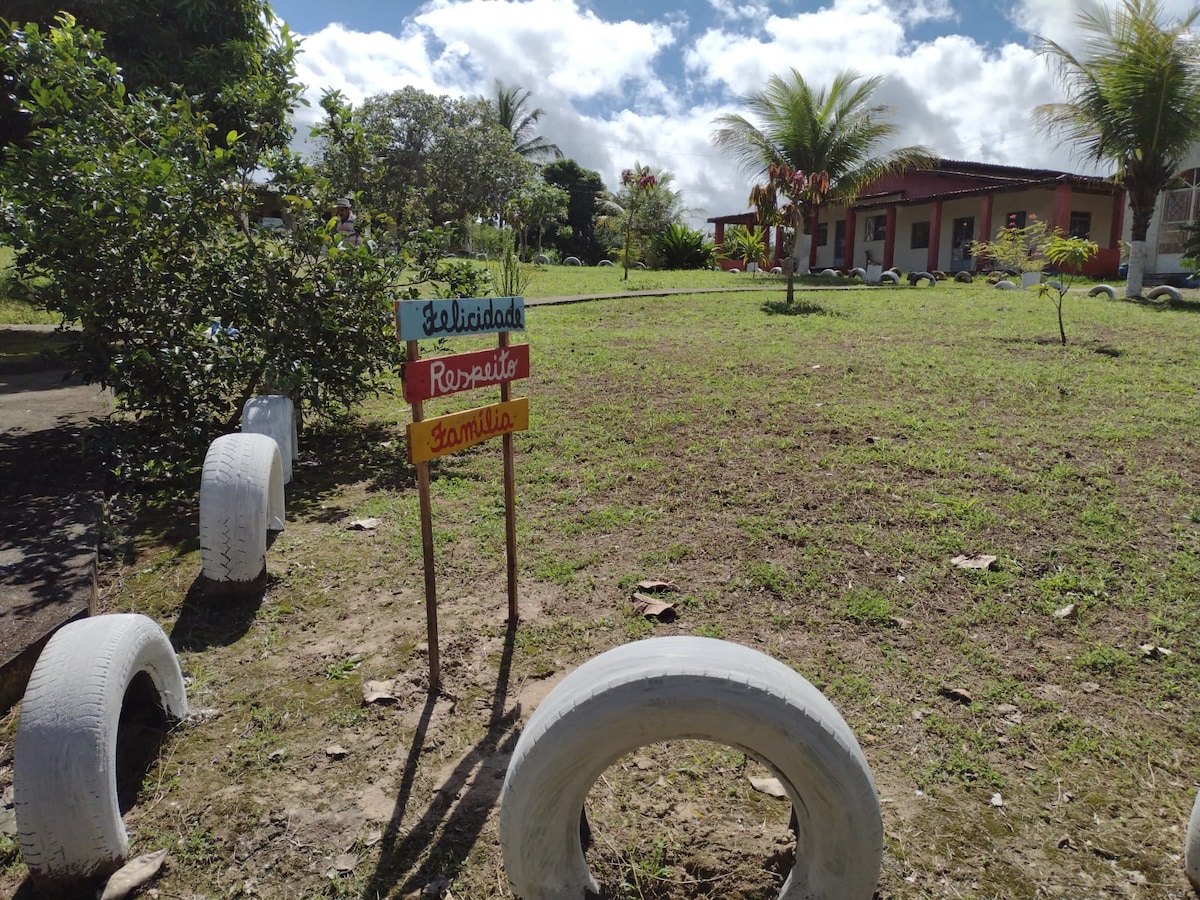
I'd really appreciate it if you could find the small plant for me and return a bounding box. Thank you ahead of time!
[717,224,766,274]
[1036,235,1098,345]
[841,588,893,626]
[694,623,724,639]
[621,836,670,900]
[324,655,361,680]
[969,215,1055,273]
[489,229,534,297]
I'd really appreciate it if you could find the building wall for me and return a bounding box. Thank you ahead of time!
[1136,146,1200,275]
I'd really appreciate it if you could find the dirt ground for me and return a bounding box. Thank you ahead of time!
[4,289,1200,899]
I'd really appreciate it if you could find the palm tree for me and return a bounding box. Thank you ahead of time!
[712,69,934,303]
[493,81,562,163]
[1035,0,1200,298]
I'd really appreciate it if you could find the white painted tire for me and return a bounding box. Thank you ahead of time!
[199,432,284,590]
[880,271,900,284]
[848,267,866,279]
[563,256,582,266]
[242,394,296,483]
[1088,284,1117,298]
[770,266,783,274]
[994,279,1017,290]
[498,636,882,900]
[908,271,936,286]
[820,268,838,277]
[596,259,614,267]
[1186,788,1200,892]
[1045,279,1064,292]
[14,614,187,893]
[1148,284,1183,302]
[533,254,550,265]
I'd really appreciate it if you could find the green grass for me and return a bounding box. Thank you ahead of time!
[39,276,1200,900]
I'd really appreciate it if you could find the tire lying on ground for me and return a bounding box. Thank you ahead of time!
[1148,284,1184,302]
[498,636,882,900]
[1088,284,1117,298]
[1185,788,1200,893]
[242,394,297,483]
[199,432,285,591]
[14,614,188,897]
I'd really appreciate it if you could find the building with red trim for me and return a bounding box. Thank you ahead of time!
[708,159,1125,277]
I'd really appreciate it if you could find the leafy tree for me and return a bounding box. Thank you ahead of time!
[1,0,297,161]
[650,223,715,270]
[1037,236,1099,345]
[505,177,569,259]
[318,87,529,239]
[1036,0,1200,298]
[711,69,935,300]
[491,81,562,163]
[542,158,607,263]
[0,17,481,481]
[598,162,687,277]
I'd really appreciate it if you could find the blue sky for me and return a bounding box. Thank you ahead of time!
[267,0,1194,226]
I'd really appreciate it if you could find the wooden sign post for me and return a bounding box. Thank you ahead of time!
[396,296,529,689]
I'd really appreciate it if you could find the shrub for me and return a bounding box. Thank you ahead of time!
[649,223,715,270]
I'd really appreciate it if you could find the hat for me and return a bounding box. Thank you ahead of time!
[335,197,352,208]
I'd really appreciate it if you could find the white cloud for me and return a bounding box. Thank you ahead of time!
[413,0,676,100]
[283,0,1135,232]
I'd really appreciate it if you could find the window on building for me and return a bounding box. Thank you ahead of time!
[911,221,930,249]
[1005,211,1027,230]
[1068,211,1092,239]
[1159,168,1200,254]
[864,215,886,242]
[816,222,828,247]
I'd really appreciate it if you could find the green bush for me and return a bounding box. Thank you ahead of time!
[649,223,715,270]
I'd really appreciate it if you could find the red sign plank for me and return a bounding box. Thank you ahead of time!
[407,398,529,464]
[403,343,530,402]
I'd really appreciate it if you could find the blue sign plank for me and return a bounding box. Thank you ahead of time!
[396,296,525,341]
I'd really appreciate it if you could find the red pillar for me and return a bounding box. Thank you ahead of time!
[1052,183,1072,233]
[844,208,857,268]
[926,200,943,271]
[882,206,897,269]
[1109,190,1126,248]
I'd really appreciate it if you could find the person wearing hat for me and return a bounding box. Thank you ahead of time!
[334,196,363,247]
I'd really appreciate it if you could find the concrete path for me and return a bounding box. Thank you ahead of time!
[0,330,111,713]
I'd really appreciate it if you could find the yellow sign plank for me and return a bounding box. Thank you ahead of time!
[407,398,529,463]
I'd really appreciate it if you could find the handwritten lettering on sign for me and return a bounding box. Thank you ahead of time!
[403,343,530,402]
[396,296,525,341]
[407,398,529,463]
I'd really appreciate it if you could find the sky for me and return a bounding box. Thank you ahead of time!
[267,0,1200,229]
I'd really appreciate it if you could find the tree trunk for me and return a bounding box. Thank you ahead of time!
[1126,240,1148,299]
[1125,188,1156,299]
[794,230,813,275]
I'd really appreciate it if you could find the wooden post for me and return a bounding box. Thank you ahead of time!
[407,337,440,691]
[499,330,519,623]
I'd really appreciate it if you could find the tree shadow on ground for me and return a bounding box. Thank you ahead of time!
[361,620,519,899]
[760,299,830,316]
